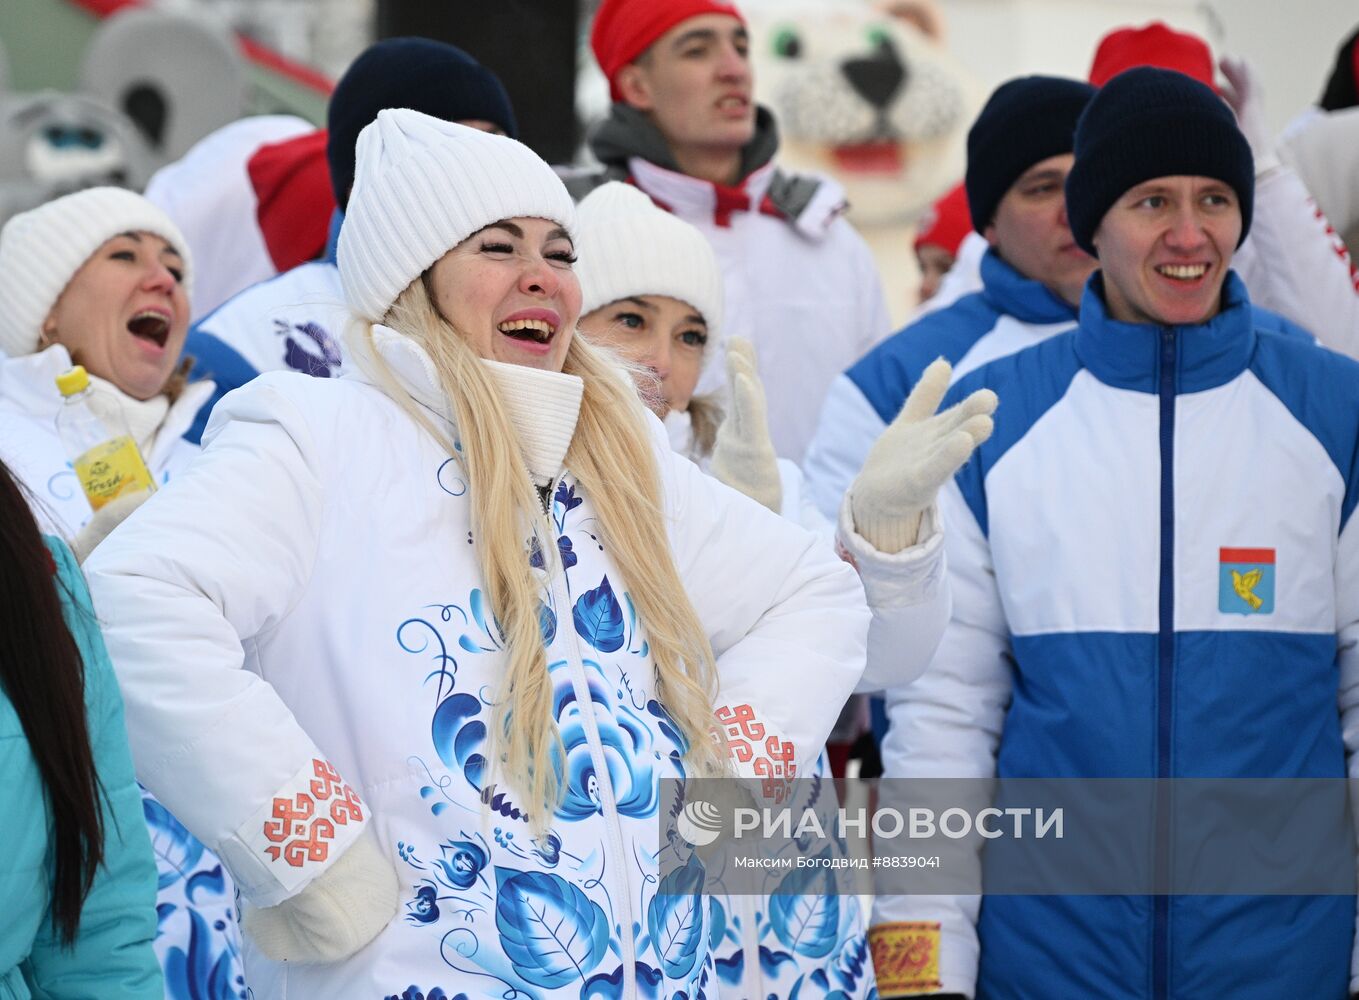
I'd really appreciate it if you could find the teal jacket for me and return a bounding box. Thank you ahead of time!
[0,538,161,999]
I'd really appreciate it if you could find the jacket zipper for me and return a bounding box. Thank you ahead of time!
[1153,329,1176,1000]
[539,480,639,1000]
[738,894,761,996]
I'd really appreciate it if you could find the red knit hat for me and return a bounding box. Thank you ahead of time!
[247,129,336,272]
[591,0,745,101]
[914,183,972,257]
[1088,21,1218,93]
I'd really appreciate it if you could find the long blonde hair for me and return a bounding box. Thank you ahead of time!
[369,277,729,827]
[686,393,723,462]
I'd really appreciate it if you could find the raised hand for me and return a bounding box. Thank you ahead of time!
[849,357,997,553]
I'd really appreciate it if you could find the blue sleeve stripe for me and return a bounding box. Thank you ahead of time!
[845,293,999,424]
[1249,332,1359,530]
[182,330,260,446]
[946,334,1085,537]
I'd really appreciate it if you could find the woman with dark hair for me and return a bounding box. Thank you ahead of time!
[0,458,161,997]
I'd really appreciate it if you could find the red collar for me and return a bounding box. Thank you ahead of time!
[627,175,781,228]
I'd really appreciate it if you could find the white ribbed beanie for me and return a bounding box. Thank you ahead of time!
[337,109,577,324]
[0,186,192,358]
[575,182,724,352]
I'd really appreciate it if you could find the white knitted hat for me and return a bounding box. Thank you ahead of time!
[337,108,577,323]
[575,183,724,355]
[0,186,192,358]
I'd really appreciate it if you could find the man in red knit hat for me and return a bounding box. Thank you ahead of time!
[570,0,892,468]
[590,0,752,182]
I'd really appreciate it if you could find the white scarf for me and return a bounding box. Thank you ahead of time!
[481,359,584,488]
[85,373,171,456]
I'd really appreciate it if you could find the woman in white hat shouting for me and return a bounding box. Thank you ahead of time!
[86,109,874,997]
[0,187,211,545]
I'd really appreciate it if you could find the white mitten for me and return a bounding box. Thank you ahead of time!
[242,830,399,963]
[1220,56,1280,175]
[71,489,151,564]
[849,358,996,553]
[709,338,783,514]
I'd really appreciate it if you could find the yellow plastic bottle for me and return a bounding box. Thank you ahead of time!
[55,366,157,511]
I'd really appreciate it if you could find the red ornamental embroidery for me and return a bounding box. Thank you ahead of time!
[713,704,797,803]
[715,704,764,763]
[263,758,365,867]
[753,735,797,804]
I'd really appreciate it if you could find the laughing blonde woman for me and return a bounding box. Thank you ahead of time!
[85,111,875,997]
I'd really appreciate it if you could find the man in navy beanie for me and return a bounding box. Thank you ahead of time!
[875,66,1359,999]
[325,38,517,209]
[181,38,517,442]
[805,75,1094,521]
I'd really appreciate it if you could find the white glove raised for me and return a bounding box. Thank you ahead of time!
[849,357,996,553]
[709,337,783,514]
[1220,56,1280,176]
[242,829,399,963]
[71,489,151,564]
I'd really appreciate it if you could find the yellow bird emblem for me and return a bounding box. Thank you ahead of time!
[1232,568,1264,611]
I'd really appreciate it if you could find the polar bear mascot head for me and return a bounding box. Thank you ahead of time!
[744,0,979,230]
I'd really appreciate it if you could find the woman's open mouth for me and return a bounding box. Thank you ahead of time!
[127,309,171,350]
[497,317,556,344]
[496,309,562,354]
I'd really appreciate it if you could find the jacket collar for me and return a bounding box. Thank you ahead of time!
[0,344,82,419]
[627,157,846,237]
[350,324,452,421]
[0,344,213,456]
[628,156,775,224]
[979,249,1079,326]
[1074,271,1256,394]
[588,103,849,233]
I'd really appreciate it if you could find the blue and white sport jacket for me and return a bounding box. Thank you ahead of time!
[802,250,1076,520]
[874,272,1359,999]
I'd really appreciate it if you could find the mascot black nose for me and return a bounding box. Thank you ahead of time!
[842,38,907,110]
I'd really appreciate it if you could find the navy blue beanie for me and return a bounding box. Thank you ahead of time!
[327,38,518,207]
[1065,67,1253,255]
[964,76,1096,233]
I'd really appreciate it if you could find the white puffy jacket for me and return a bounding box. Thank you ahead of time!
[86,327,871,999]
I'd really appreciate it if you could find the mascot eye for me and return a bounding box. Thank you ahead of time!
[773,27,802,59]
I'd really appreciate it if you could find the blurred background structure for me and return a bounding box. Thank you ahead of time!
[0,0,1352,308]
[0,0,1351,163]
